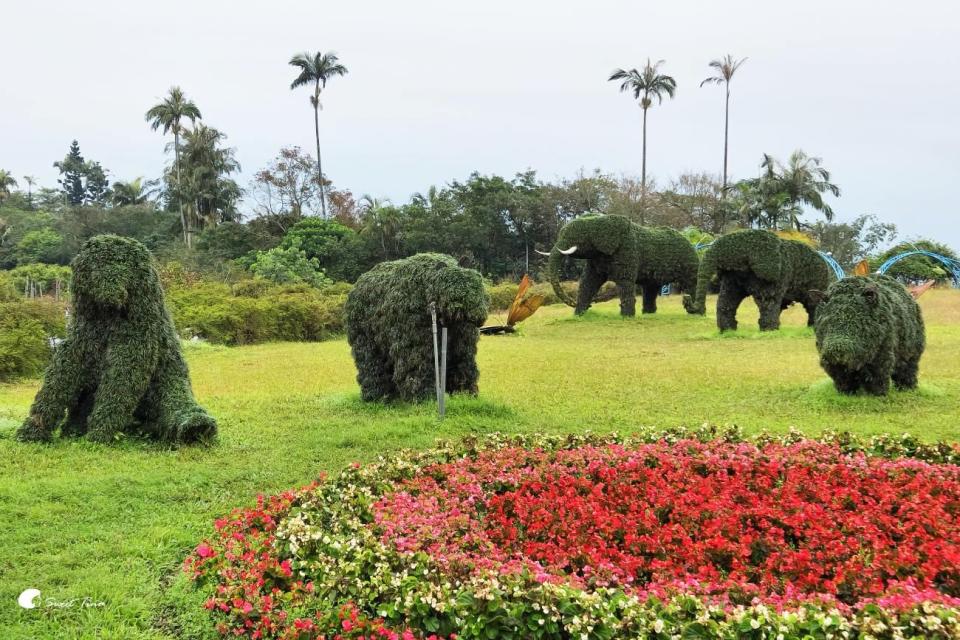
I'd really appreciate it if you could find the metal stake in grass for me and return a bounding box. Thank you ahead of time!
[429,303,447,419]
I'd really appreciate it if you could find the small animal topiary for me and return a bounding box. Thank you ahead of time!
[683,229,830,331]
[813,275,925,395]
[345,253,489,402]
[16,235,216,444]
[545,214,699,316]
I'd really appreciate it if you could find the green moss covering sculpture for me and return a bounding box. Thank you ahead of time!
[682,230,830,331]
[813,275,925,395]
[345,253,489,402]
[16,235,216,444]
[546,215,699,316]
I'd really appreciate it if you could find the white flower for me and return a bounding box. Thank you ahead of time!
[653,619,665,633]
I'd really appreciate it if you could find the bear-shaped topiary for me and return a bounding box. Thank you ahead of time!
[16,235,216,444]
[345,253,489,402]
[813,275,925,395]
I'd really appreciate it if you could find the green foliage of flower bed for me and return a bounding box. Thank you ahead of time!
[185,428,960,640]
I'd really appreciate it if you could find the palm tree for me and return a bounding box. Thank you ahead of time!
[289,51,348,219]
[22,175,38,209]
[0,170,17,206]
[737,151,840,230]
[773,150,840,230]
[111,177,159,207]
[609,59,677,216]
[145,87,202,245]
[700,54,747,192]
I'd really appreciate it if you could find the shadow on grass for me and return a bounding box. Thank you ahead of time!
[692,326,815,341]
[802,378,947,412]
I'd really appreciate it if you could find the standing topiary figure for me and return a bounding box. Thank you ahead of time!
[682,229,830,331]
[16,235,216,444]
[345,253,489,402]
[813,275,925,395]
[545,214,698,316]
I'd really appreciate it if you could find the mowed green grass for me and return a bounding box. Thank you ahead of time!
[1,291,959,638]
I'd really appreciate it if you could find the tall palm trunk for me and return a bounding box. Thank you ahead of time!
[174,129,189,247]
[640,106,648,225]
[722,85,730,193]
[313,82,327,219]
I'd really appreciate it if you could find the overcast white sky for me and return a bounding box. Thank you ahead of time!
[2,0,959,248]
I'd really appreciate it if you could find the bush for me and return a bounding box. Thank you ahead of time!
[167,280,347,345]
[0,300,67,381]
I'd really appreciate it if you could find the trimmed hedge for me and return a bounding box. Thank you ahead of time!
[0,300,67,382]
[167,281,348,346]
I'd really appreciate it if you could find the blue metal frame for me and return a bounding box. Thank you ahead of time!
[877,250,960,287]
[816,251,846,281]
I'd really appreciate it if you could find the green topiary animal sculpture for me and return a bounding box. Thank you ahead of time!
[682,230,830,331]
[345,253,489,402]
[545,214,699,316]
[16,235,216,444]
[813,275,925,395]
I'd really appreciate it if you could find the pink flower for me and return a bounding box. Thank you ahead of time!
[196,543,215,558]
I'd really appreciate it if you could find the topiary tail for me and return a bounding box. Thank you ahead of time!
[548,247,577,308]
[683,245,716,315]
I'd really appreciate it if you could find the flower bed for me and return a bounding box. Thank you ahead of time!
[185,429,960,639]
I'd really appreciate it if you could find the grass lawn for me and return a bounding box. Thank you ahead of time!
[1,291,959,638]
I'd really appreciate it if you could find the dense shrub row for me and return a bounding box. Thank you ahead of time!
[486,280,617,312]
[185,428,960,640]
[0,300,67,381]
[166,282,350,345]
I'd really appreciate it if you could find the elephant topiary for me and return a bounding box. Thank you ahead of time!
[345,253,489,402]
[545,214,699,316]
[813,275,925,395]
[682,230,830,331]
[16,235,217,444]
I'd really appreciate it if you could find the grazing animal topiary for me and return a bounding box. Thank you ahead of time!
[545,214,699,316]
[345,253,489,402]
[16,235,216,444]
[813,275,925,395]
[682,229,830,331]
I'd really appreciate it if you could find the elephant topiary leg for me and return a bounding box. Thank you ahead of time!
[640,281,660,314]
[351,330,396,401]
[445,327,480,395]
[576,264,607,315]
[391,333,437,401]
[755,287,783,331]
[616,280,637,317]
[716,276,746,332]
[16,340,84,442]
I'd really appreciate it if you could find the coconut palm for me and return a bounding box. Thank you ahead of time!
[145,87,202,245]
[609,59,677,213]
[289,51,349,219]
[700,55,747,192]
[22,175,37,208]
[0,170,17,205]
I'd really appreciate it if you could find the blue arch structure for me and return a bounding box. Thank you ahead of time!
[877,250,960,287]
[817,251,846,281]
